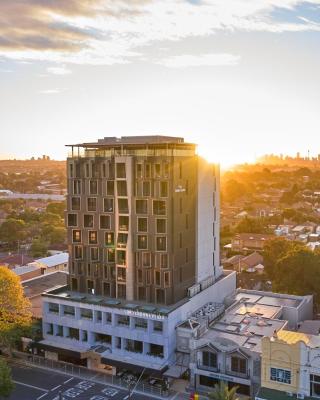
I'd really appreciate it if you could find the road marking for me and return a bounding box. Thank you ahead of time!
[13,380,49,393]
[37,393,48,400]
[123,396,129,400]
[64,377,74,384]
[51,384,62,391]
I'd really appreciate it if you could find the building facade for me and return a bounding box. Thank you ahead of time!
[40,135,236,373]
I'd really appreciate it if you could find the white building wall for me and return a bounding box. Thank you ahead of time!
[196,158,221,283]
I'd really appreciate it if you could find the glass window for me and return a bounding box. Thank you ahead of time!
[203,352,217,368]
[89,231,97,244]
[73,180,81,195]
[105,232,114,246]
[117,233,128,246]
[142,252,151,267]
[145,163,151,178]
[270,368,291,384]
[80,308,93,320]
[72,230,81,243]
[136,163,143,178]
[164,271,170,287]
[119,216,129,231]
[143,181,151,197]
[100,215,111,229]
[71,197,80,211]
[106,181,114,196]
[153,200,166,215]
[155,163,161,178]
[231,356,247,374]
[117,181,127,196]
[74,245,83,259]
[156,219,166,233]
[117,284,126,299]
[84,214,94,228]
[163,162,169,178]
[156,236,167,251]
[118,198,129,214]
[138,217,148,232]
[90,247,99,261]
[160,181,168,197]
[155,271,161,285]
[137,235,148,250]
[116,163,126,179]
[117,267,126,282]
[87,197,96,211]
[117,250,126,265]
[136,199,148,214]
[104,198,114,212]
[90,180,98,195]
[107,248,115,263]
[68,214,77,227]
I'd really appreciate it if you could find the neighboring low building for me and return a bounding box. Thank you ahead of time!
[232,234,275,252]
[0,254,35,269]
[180,289,313,399]
[28,253,69,274]
[12,264,43,281]
[257,325,320,400]
[224,252,264,273]
[23,271,68,318]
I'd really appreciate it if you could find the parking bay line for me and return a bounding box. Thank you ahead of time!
[51,384,62,391]
[64,377,74,384]
[12,380,49,393]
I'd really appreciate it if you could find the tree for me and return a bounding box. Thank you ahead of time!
[46,202,65,218]
[234,217,270,234]
[30,239,48,258]
[0,218,26,247]
[0,267,32,352]
[208,382,239,400]
[263,237,304,279]
[0,358,14,398]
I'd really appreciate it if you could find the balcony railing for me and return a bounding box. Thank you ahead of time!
[226,368,250,379]
[197,362,219,373]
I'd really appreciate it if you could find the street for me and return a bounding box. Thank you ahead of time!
[8,362,162,400]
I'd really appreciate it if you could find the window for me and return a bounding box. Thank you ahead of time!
[179,233,183,248]
[135,318,147,330]
[136,199,148,214]
[116,163,126,178]
[119,216,129,231]
[231,356,247,375]
[100,215,111,229]
[74,245,83,259]
[203,352,217,369]
[71,197,80,211]
[310,374,320,397]
[105,232,114,246]
[107,248,115,263]
[117,233,128,247]
[270,368,291,384]
[143,181,151,197]
[145,163,151,178]
[146,270,151,284]
[155,270,161,285]
[118,198,129,213]
[142,252,151,267]
[87,197,96,211]
[186,248,189,263]
[160,181,168,197]
[117,284,126,299]
[81,308,93,320]
[137,235,148,250]
[118,315,129,326]
[117,181,127,196]
[163,162,169,178]
[138,287,146,301]
[48,303,59,314]
[85,163,90,178]
[155,163,161,178]
[156,289,165,304]
[89,180,98,195]
[68,214,77,227]
[69,163,74,178]
[89,231,97,244]
[87,280,94,294]
[156,219,166,233]
[117,250,126,265]
[102,163,107,178]
[137,269,143,283]
[138,217,148,232]
[64,305,75,316]
[90,247,99,261]
[153,200,166,215]
[160,253,168,268]
[73,180,81,195]
[72,230,81,243]
[104,198,114,212]
[106,181,114,196]
[164,271,170,287]
[136,163,143,178]
[84,214,94,228]
[117,267,126,282]
[156,236,167,251]
[103,282,111,297]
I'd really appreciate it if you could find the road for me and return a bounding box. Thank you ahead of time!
[8,362,162,400]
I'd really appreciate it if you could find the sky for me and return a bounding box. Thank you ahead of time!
[0,0,320,167]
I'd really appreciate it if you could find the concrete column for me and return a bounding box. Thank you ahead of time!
[75,307,81,320]
[88,331,95,346]
[129,316,135,330]
[143,342,150,355]
[112,313,117,327]
[121,338,126,351]
[102,312,107,325]
[53,324,59,336]
[147,319,153,335]
[59,304,64,317]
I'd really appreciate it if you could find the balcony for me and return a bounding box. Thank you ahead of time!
[197,362,220,373]
[226,368,250,380]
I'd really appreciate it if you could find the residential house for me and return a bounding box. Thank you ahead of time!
[232,234,275,252]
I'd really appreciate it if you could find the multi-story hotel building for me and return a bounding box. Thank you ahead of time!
[39,136,236,372]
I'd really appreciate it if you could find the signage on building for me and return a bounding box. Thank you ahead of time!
[125,309,165,320]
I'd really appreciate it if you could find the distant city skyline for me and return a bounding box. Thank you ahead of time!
[1,0,320,167]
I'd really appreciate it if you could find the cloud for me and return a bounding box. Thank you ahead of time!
[157,53,240,68]
[47,65,72,75]
[0,0,319,65]
[39,88,65,94]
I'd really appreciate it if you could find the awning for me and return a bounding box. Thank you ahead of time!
[163,365,188,378]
